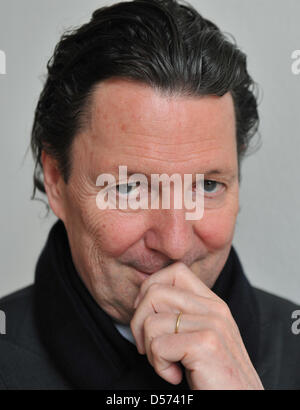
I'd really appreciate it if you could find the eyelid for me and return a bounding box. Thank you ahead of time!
[205,181,225,196]
[193,178,223,186]
[115,181,146,197]
[117,181,138,186]
[206,173,236,185]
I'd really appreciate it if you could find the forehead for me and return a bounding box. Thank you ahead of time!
[77,78,237,176]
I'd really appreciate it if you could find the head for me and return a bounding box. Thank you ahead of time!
[31,0,259,323]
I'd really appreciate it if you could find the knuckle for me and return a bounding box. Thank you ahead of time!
[214,299,231,319]
[209,314,225,331]
[150,336,161,357]
[145,282,168,300]
[140,275,154,295]
[147,282,161,295]
[173,262,190,278]
[144,313,157,331]
[200,329,221,353]
[174,261,187,271]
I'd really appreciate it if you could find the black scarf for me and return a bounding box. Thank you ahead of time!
[34,219,260,389]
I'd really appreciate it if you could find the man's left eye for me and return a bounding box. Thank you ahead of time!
[202,180,223,194]
[204,180,217,193]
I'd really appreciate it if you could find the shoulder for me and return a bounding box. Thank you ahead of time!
[0,286,36,349]
[0,286,71,389]
[253,287,300,320]
[253,287,300,389]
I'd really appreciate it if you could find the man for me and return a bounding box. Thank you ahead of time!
[0,0,299,390]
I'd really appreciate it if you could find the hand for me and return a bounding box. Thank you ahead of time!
[130,262,264,390]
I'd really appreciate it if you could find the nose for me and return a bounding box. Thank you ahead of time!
[144,208,195,261]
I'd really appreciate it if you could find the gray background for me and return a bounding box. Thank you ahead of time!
[0,0,299,302]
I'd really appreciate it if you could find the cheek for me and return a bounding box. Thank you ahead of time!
[194,206,238,251]
[84,209,148,257]
[63,178,148,258]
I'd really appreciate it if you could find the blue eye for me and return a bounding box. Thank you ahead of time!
[203,180,218,193]
[116,182,139,196]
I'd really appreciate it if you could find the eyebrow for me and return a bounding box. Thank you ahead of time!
[205,170,238,184]
[110,166,237,182]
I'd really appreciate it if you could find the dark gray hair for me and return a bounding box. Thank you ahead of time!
[31,0,259,199]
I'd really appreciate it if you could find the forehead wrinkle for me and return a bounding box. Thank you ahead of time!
[97,141,226,163]
[104,124,226,148]
[89,91,234,144]
[86,127,224,160]
[83,135,233,177]
[108,148,228,170]
[98,130,222,152]
[105,132,220,147]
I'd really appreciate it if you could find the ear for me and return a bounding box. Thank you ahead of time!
[41,150,66,221]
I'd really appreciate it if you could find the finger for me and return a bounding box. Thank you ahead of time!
[134,261,217,308]
[148,332,199,385]
[149,331,230,387]
[143,312,211,365]
[150,332,263,390]
[143,312,255,388]
[131,284,216,352]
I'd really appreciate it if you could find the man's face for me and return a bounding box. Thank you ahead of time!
[45,78,239,324]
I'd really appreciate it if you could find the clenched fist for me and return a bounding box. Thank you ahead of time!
[130,262,263,390]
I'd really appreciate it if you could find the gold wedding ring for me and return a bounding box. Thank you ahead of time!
[175,311,182,334]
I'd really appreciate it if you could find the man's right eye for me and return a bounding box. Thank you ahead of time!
[116,182,139,196]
